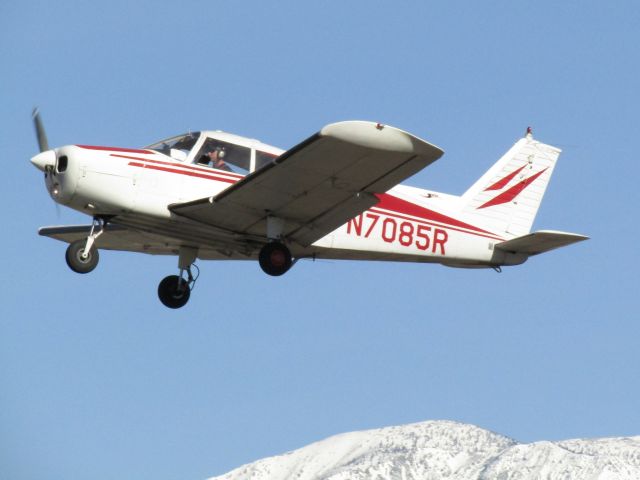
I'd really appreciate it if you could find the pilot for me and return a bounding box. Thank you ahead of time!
[201,146,230,171]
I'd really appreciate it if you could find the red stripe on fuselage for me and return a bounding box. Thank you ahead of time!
[110,154,244,180]
[127,162,237,184]
[369,207,505,241]
[375,193,498,237]
[77,145,155,154]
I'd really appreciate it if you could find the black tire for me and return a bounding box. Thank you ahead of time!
[157,275,190,309]
[65,239,99,274]
[258,242,292,276]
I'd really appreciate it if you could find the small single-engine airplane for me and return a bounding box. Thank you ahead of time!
[30,110,587,308]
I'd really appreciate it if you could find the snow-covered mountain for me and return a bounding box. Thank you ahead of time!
[209,420,640,480]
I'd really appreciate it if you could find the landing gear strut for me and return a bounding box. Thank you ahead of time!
[158,247,199,309]
[65,217,104,274]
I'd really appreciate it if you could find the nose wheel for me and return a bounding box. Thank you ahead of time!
[65,217,105,274]
[66,239,99,273]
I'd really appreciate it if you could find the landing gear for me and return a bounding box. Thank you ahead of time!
[259,241,292,276]
[65,217,105,274]
[66,239,99,273]
[157,246,199,309]
[158,274,191,309]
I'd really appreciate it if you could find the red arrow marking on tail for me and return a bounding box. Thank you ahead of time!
[478,167,548,209]
[484,164,527,191]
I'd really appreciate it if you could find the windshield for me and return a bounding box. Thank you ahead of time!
[145,132,200,158]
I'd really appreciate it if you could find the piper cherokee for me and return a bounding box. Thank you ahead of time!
[30,110,588,308]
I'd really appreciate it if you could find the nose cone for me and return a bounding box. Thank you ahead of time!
[31,150,56,171]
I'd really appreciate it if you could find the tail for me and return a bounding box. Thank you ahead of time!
[460,129,561,238]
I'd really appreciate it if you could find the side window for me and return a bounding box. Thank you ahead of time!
[256,151,278,171]
[194,139,250,175]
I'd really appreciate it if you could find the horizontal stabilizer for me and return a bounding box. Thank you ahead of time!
[495,230,589,256]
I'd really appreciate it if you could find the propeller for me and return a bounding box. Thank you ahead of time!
[30,108,60,218]
[30,108,56,172]
[32,107,50,152]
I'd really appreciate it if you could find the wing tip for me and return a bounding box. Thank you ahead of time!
[320,120,443,159]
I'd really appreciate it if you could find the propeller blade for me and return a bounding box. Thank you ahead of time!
[32,107,50,152]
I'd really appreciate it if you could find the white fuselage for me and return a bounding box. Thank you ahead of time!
[40,142,524,267]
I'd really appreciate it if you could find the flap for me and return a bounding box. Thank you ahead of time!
[169,121,443,247]
[495,230,589,255]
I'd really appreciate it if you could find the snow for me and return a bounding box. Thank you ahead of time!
[208,420,640,480]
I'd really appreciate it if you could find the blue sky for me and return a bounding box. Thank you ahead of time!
[2,1,639,478]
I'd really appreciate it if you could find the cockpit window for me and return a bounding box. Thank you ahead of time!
[194,138,250,175]
[145,132,200,160]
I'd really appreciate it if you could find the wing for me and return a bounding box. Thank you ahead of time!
[169,121,443,247]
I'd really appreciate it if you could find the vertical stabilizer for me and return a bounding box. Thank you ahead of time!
[460,131,561,238]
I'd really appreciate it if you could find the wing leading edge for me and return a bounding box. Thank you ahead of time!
[169,121,443,247]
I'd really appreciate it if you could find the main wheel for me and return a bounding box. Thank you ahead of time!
[258,242,292,276]
[65,239,99,274]
[157,275,191,309]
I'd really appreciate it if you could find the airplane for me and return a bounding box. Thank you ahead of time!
[30,110,588,308]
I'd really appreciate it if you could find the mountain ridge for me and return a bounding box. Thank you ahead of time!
[208,420,640,480]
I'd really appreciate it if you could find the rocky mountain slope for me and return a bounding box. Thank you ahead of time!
[209,420,640,479]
